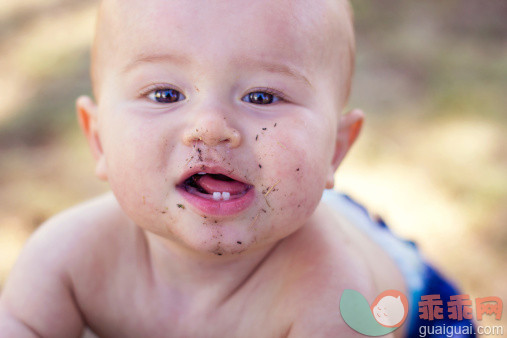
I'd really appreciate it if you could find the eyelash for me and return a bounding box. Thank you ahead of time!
[139,85,286,104]
[139,84,185,103]
[243,87,286,104]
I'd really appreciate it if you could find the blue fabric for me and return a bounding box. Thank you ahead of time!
[321,190,476,337]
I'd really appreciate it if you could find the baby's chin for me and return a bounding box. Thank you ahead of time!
[163,212,301,258]
[175,222,278,257]
[127,185,321,257]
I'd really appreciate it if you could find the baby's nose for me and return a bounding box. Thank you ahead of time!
[182,109,241,148]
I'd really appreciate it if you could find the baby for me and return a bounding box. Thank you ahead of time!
[0,0,474,337]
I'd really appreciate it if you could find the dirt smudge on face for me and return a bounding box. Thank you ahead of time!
[277,141,287,150]
[213,241,223,256]
[249,212,261,229]
[264,180,280,197]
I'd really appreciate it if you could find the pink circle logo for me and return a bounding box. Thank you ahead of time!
[370,290,409,328]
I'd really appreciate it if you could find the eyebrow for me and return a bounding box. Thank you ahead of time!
[123,53,312,88]
[123,53,191,72]
[232,57,313,88]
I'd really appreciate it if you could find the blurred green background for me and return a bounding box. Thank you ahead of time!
[0,0,506,334]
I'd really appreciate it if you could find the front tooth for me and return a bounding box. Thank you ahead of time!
[213,192,221,201]
[222,192,230,200]
[198,172,206,175]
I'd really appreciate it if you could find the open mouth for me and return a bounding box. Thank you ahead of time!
[179,172,252,200]
[176,171,255,216]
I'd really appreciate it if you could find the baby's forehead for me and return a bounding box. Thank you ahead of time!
[92,0,354,101]
[98,0,351,33]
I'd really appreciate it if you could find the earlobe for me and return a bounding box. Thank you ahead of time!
[76,95,108,181]
[325,109,364,189]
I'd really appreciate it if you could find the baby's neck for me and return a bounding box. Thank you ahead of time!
[144,230,283,311]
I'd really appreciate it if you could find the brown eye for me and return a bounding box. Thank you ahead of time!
[243,91,279,105]
[149,88,185,103]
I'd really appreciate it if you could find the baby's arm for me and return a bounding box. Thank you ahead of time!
[0,218,84,338]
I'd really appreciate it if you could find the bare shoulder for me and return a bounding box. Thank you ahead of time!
[10,193,132,280]
[0,193,132,338]
[36,192,131,248]
[275,202,406,337]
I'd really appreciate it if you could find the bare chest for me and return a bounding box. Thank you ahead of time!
[76,267,293,338]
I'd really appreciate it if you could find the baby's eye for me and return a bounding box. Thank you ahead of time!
[147,88,185,103]
[242,91,280,105]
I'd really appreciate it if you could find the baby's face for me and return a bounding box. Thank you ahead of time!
[82,0,356,255]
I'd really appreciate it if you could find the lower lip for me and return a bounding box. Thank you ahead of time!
[177,186,255,216]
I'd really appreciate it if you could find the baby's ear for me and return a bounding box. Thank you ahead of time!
[326,109,364,189]
[76,96,108,181]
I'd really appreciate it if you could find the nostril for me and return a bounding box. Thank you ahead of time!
[227,130,241,148]
[182,121,241,147]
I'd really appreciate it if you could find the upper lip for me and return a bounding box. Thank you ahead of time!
[176,164,252,186]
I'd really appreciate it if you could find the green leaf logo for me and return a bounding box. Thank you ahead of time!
[340,289,408,336]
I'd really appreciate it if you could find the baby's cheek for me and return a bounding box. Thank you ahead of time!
[263,144,327,226]
[107,159,161,228]
[103,122,170,227]
[281,165,324,219]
